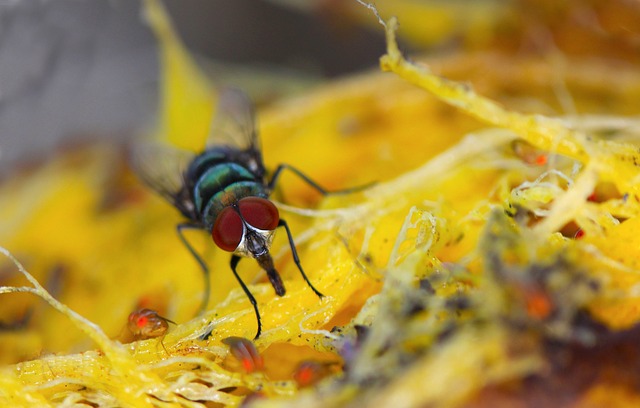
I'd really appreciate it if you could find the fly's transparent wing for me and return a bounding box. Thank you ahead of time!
[206,87,260,152]
[129,141,197,219]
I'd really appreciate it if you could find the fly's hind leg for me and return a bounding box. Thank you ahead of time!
[267,164,370,299]
[268,164,374,196]
[177,223,211,315]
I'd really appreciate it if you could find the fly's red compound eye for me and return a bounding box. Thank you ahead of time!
[127,312,148,333]
[238,197,279,231]
[212,206,244,252]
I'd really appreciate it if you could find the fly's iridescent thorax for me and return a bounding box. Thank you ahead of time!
[186,146,269,230]
[186,146,265,182]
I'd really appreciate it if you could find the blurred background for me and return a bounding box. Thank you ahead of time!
[0,0,388,174]
[2,0,639,174]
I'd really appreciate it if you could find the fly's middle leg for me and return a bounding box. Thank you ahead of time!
[177,223,211,315]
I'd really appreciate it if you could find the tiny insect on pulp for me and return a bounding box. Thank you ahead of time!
[128,308,175,338]
[222,336,264,373]
[132,88,367,339]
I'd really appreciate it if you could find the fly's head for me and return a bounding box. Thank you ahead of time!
[212,197,279,259]
[238,224,276,258]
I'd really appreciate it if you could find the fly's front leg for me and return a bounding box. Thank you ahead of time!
[177,223,210,315]
[268,164,374,196]
[278,219,324,299]
[230,255,263,339]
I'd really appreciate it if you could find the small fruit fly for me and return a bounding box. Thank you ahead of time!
[222,336,264,373]
[293,360,337,388]
[132,88,368,338]
[511,139,548,166]
[128,308,175,339]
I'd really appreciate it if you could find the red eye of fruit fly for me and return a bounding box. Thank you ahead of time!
[237,197,279,230]
[136,315,148,328]
[212,206,244,252]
